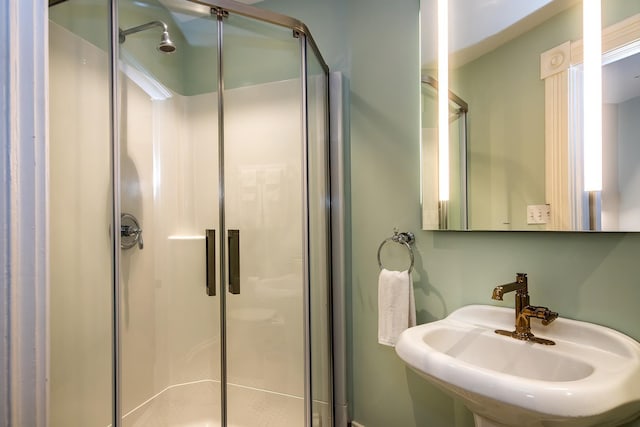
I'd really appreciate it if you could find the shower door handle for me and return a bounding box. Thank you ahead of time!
[228,229,240,295]
[205,229,216,296]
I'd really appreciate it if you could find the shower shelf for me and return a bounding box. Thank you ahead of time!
[167,235,206,240]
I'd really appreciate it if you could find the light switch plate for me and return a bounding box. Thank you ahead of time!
[527,204,550,224]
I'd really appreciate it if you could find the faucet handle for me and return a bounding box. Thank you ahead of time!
[541,309,559,326]
[529,306,558,325]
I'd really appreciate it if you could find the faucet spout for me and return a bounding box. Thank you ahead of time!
[492,273,527,300]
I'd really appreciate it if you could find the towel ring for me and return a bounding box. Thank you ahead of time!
[377,230,415,273]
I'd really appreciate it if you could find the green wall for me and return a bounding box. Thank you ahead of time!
[259,1,640,426]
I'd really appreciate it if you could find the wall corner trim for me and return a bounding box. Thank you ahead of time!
[2,1,49,426]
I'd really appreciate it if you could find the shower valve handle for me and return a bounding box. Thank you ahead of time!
[121,213,143,250]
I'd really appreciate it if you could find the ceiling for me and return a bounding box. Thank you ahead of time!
[420,0,576,68]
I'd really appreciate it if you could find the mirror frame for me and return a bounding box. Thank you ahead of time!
[541,13,640,231]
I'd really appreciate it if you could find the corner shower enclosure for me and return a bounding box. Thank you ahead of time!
[48,0,333,426]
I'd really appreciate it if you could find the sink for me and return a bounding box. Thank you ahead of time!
[395,305,640,427]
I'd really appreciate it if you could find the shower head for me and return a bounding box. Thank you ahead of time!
[158,30,176,53]
[119,20,176,54]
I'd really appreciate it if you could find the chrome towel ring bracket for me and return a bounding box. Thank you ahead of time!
[377,229,415,273]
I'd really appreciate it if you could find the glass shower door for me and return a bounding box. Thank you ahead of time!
[222,13,306,427]
[117,4,222,425]
[307,41,333,427]
[49,2,114,425]
[50,1,331,425]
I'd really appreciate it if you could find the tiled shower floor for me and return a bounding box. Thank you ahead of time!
[121,380,304,427]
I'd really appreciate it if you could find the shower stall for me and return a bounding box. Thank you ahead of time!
[48,0,333,426]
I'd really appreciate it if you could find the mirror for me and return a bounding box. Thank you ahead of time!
[420,0,640,231]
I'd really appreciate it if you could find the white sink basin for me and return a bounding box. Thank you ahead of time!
[395,305,640,427]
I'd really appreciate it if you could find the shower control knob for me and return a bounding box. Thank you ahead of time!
[121,213,143,250]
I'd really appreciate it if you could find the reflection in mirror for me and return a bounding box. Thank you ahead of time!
[420,0,640,231]
[565,32,640,231]
[600,48,640,230]
[543,11,640,232]
[421,76,468,230]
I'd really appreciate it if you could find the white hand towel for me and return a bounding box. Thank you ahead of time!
[378,268,416,346]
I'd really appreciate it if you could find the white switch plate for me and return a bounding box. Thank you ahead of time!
[527,204,550,224]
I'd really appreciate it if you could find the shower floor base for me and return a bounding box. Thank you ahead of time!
[122,379,304,427]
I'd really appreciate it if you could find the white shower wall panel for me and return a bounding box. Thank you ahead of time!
[49,22,113,427]
[155,92,220,388]
[119,79,222,415]
[120,73,167,415]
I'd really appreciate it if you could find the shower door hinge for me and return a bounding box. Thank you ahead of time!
[293,29,302,39]
[211,7,229,20]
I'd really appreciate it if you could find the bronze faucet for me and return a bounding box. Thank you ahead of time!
[492,273,558,345]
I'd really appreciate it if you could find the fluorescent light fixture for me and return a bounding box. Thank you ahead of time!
[418,7,423,206]
[438,0,449,201]
[583,0,602,192]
